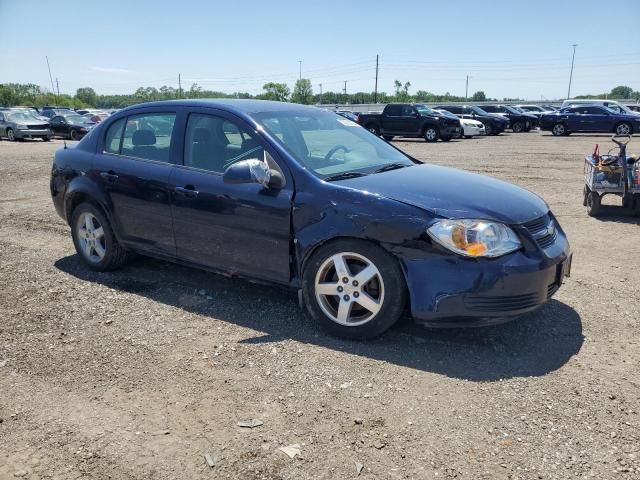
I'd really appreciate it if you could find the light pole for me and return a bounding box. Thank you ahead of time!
[567,44,578,99]
[465,75,469,101]
[298,60,302,80]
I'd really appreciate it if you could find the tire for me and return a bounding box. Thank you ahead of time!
[383,135,394,141]
[483,123,493,136]
[366,124,379,136]
[615,122,632,136]
[6,128,16,142]
[440,136,451,142]
[302,239,407,340]
[511,121,524,133]
[464,135,473,139]
[42,137,51,142]
[70,129,80,141]
[423,126,439,143]
[586,191,601,217]
[71,202,129,271]
[552,123,567,136]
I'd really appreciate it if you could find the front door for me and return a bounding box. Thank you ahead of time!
[170,110,293,284]
[91,111,178,255]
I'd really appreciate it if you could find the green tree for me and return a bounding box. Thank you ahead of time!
[75,87,97,106]
[291,79,314,104]
[610,85,633,99]
[260,82,290,102]
[471,91,486,101]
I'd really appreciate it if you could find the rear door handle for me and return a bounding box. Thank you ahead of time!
[174,186,199,198]
[100,171,119,182]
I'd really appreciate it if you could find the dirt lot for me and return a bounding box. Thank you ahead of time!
[0,132,638,480]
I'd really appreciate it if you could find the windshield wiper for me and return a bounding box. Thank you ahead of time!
[324,171,369,182]
[372,162,412,173]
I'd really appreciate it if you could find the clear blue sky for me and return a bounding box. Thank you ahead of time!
[1,0,638,100]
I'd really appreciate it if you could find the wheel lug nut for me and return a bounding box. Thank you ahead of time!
[352,280,359,287]
[353,292,359,298]
[337,286,343,292]
[342,277,349,283]
[343,295,350,301]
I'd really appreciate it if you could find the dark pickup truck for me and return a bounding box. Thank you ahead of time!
[356,103,462,142]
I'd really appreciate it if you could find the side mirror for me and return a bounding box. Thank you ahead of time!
[223,159,283,189]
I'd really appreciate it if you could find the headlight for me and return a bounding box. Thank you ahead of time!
[427,219,521,257]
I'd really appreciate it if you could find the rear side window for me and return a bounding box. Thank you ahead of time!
[104,118,125,154]
[120,113,176,162]
[385,105,402,116]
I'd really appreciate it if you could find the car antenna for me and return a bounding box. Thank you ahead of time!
[63,139,67,149]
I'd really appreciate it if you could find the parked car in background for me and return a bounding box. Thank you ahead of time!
[479,105,537,132]
[83,112,110,123]
[51,99,571,339]
[356,103,461,142]
[625,104,640,113]
[0,110,52,141]
[561,99,640,116]
[435,105,508,136]
[335,110,359,122]
[516,105,554,115]
[7,107,50,122]
[49,112,96,140]
[42,107,73,119]
[434,109,485,138]
[539,105,640,136]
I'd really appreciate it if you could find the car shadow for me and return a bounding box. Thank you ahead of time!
[54,254,584,382]
[592,206,640,224]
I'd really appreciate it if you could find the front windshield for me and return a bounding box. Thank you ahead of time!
[415,104,436,115]
[470,106,488,115]
[7,112,40,123]
[64,114,91,124]
[503,106,520,114]
[435,109,458,120]
[252,109,414,179]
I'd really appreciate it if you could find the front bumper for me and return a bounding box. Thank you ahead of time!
[16,128,52,139]
[463,125,485,136]
[400,220,571,327]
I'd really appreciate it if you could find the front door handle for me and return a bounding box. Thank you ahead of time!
[100,171,119,182]
[174,186,199,198]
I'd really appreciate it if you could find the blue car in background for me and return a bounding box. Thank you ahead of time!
[51,99,571,339]
[539,104,640,136]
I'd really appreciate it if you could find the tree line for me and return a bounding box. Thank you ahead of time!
[0,80,637,109]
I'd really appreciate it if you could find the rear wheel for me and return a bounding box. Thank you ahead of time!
[586,191,601,217]
[552,123,567,136]
[303,239,407,340]
[71,202,129,271]
[70,129,80,141]
[423,126,439,142]
[6,128,15,141]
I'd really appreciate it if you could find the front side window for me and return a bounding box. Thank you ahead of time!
[121,113,176,162]
[183,114,264,173]
[253,109,413,179]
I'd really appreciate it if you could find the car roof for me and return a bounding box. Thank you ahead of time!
[121,99,318,116]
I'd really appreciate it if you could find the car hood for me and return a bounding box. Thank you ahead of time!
[338,164,548,224]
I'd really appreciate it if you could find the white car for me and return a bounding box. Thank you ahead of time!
[460,118,486,138]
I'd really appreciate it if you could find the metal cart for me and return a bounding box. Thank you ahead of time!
[583,135,640,217]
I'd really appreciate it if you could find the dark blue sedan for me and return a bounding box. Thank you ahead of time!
[51,99,572,339]
[539,105,640,136]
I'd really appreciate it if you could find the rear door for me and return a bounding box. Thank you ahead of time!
[380,105,403,133]
[169,108,293,284]
[582,106,614,132]
[92,111,178,255]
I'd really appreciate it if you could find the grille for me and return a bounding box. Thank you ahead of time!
[28,124,49,130]
[464,293,540,312]
[523,214,557,249]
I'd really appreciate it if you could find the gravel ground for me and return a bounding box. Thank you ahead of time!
[0,132,638,480]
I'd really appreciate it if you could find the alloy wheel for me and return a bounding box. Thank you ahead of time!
[7,129,15,141]
[425,128,437,141]
[552,124,565,136]
[616,123,631,136]
[77,212,106,263]
[314,252,385,327]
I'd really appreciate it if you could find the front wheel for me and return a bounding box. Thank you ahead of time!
[511,121,524,133]
[6,128,16,141]
[552,123,567,136]
[71,202,129,271]
[423,127,439,142]
[70,129,80,141]
[615,122,632,136]
[483,123,493,136]
[303,239,407,340]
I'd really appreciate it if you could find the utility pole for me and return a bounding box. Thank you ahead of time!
[465,74,469,101]
[298,60,302,81]
[55,77,60,96]
[374,54,379,103]
[343,80,347,95]
[567,44,578,99]
[319,83,323,104]
[45,56,56,102]
[178,73,182,98]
